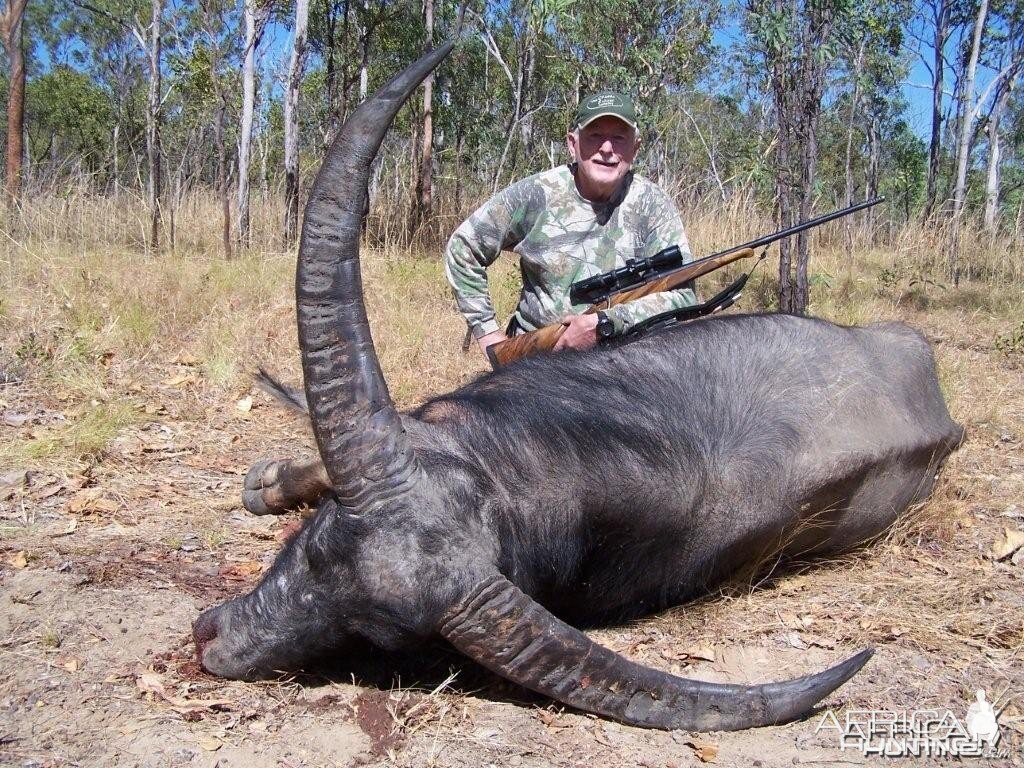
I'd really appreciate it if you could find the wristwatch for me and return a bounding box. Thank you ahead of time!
[595,311,616,340]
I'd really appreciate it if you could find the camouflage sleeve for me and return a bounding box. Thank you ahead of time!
[603,186,696,336]
[444,186,528,338]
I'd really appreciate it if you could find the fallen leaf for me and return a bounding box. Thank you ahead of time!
[2,412,31,427]
[50,519,79,537]
[219,561,263,580]
[684,645,716,662]
[10,551,28,569]
[136,671,166,697]
[198,737,222,752]
[67,490,120,516]
[163,372,197,388]
[235,396,253,413]
[135,670,234,714]
[0,469,28,487]
[61,657,81,672]
[35,482,67,501]
[991,527,1024,561]
[784,631,808,649]
[537,709,571,731]
[779,610,800,628]
[777,573,810,593]
[684,737,719,763]
[661,644,715,663]
[661,647,690,661]
[806,635,837,650]
[911,554,951,575]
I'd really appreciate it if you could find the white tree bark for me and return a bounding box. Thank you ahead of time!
[982,81,1012,232]
[948,0,988,281]
[237,0,266,249]
[358,0,369,102]
[283,0,310,247]
[924,0,949,218]
[411,0,434,232]
[146,0,163,253]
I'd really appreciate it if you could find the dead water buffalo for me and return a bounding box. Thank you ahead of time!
[192,43,963,732]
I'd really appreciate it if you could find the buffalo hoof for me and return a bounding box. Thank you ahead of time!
[242,458,289,516]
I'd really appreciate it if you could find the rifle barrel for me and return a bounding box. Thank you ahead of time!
[712,197,884,258]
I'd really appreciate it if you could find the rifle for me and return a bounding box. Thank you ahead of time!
[485,197,883,369]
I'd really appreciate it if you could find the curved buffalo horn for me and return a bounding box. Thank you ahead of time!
[296,42,455,509]
[441,575,872,731]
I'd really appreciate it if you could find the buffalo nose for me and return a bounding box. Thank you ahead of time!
[192,607,221,666]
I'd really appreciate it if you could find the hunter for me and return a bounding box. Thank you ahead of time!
[445,91,698,359]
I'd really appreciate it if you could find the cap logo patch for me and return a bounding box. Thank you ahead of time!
[588,94,621,109]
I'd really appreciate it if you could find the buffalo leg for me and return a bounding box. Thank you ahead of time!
[242,455,331,515]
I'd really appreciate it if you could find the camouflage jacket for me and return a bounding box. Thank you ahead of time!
[444,165,696,339]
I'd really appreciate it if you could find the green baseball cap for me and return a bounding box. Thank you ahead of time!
[574,91,638,131]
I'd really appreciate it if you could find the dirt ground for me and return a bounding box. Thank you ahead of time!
[1,287,1023,767]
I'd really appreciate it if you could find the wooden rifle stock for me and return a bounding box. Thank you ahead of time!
[486,246,756,369]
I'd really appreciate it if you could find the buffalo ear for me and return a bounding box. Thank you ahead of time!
[440,574,872,732]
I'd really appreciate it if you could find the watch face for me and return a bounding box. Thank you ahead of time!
[597,315,615,339]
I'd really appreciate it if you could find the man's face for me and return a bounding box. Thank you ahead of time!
[566,116,640,202]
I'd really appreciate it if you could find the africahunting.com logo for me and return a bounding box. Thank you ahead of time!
[815,689,1015,758]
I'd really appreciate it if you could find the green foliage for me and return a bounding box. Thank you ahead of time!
[26,66,113,172]
[994,320,1024,361]
[5,0,1022,239]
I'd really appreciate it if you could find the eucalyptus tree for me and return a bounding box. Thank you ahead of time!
[979,0,1024,232]
[238,0,271,248]
[837,0,909,248]
[746,0,848,314]
[193,0,242,258]
[70,0,166,252]
[0,0,28,207]
[24,65,113,176]
[283,0,309,248]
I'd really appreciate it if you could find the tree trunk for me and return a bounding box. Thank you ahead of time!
[982,81,1011,232]
[146,0,164,253]
[338,0,351,125]
[949,0,988,283]
[843,41,865,258]
[454,124,464,211]
[323,0,338,146]
[112,123,121,196]
[283,0,311,248]
[865,115,880,236]
[216,94,232,259]
[237,0,265,249]
[0,0,27,209]
[763,0,831,315]
[924,0,948,219]
[258,128,270,204]
[358,0,369,102]
[410,0,434,234]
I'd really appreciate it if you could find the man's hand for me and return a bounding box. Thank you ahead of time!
[476,329,508,359]
[553,313,600,351]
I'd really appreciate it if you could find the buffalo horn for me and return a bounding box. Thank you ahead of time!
[295,43,455,509]
[441,574,872,731]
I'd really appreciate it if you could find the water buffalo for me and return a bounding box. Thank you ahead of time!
[192,42,963,732]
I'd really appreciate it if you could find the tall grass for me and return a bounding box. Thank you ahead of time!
[0,185,1021,471]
